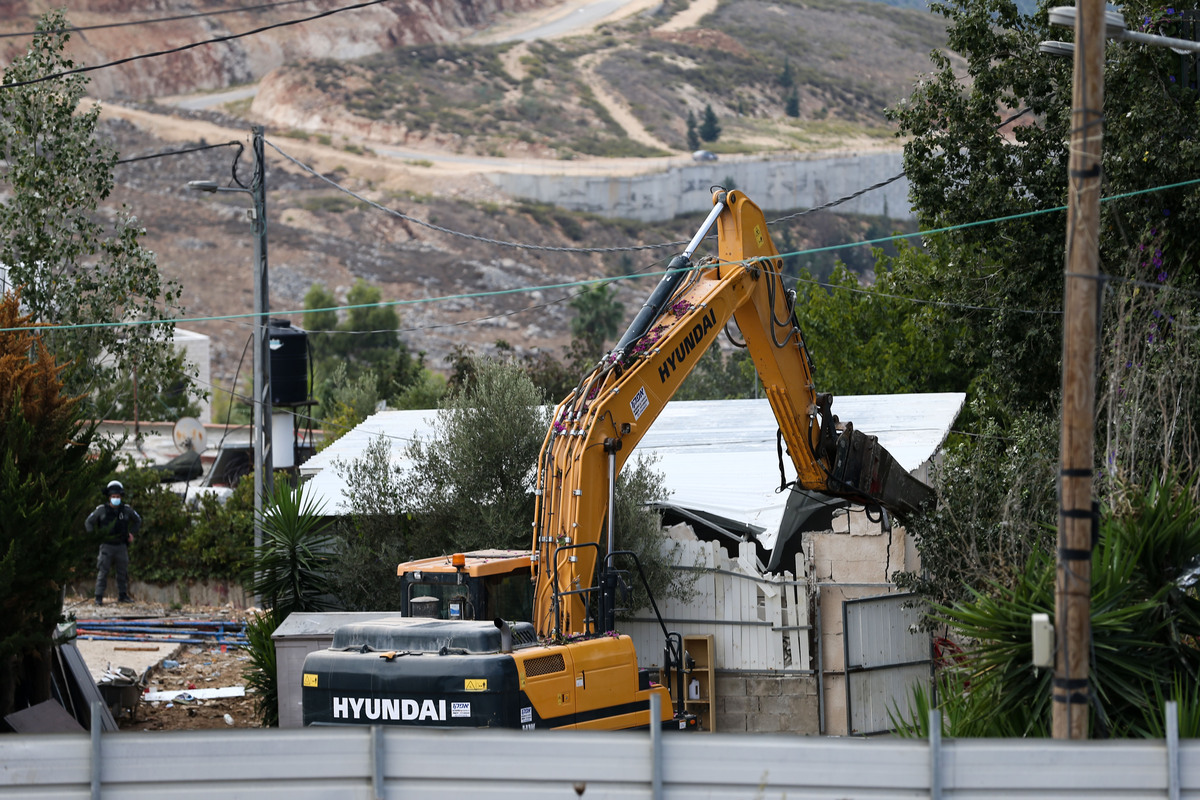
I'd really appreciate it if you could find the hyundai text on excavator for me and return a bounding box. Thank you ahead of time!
[301,190,935,730]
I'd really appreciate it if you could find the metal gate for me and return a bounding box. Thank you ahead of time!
[842,592,931,735]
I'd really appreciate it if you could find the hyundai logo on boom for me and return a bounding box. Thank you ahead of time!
[332,696,447,721]
[657,309,717,383]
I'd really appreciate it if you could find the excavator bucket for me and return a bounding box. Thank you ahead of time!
[828,424,936,516]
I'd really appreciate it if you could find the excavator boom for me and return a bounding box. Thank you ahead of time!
[531,190,934,637]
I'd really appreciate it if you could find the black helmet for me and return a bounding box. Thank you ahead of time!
[105,480,125,496]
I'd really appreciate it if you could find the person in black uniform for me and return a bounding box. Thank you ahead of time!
[86,480,143,605]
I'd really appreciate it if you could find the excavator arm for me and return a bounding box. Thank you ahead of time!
[531,190,935,637]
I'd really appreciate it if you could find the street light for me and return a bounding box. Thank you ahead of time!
[1040,4,1198,740]
[1049,6,1200,53]
[188,126,272,591]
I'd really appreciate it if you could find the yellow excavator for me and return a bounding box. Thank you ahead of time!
[301,190,935,729]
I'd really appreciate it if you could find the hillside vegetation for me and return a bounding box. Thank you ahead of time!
[257,0,951,158]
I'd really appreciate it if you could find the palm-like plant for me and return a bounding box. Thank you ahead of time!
[895,477,1200,738]
[250,481,335,616]
[242,482,335,726]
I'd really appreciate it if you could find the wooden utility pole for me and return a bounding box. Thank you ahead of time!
[1055,0,1105,740]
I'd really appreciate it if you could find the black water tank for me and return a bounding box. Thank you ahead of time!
[268,319,308,405]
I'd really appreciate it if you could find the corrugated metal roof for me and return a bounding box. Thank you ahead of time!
[300,393,964,550]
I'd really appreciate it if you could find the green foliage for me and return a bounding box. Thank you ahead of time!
[305,279,433,442]
[82,463,255,585]
[893,478,1200,738]
[92,348,204,422]
[401,356,551,553]
[0,294,115,717]
[792,253,970,397]
[569,283,625,363]
[686,111,700,152]
[785,89,800,118]
[314,363,379,451]
[893,407,1058,607]
[674,345,758,401]
[0,12,183,408]
[327,435,415,611]
[699,103,721,142]
[241,607,282,727]
[613,455,694,615]
[778,58,794,88]
[250,482,335,616]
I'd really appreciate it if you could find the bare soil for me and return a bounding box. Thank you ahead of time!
[67,594,264,731]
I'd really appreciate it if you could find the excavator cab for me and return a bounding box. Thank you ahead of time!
[397,550,534,621]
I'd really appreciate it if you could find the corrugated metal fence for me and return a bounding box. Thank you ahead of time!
[3,704,1198,799]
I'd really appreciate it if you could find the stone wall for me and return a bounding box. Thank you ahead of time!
[715,673,819,734]
[486,150,911,222]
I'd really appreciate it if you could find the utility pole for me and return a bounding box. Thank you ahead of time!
[251,125,273,562]
[1055,0,1104,740]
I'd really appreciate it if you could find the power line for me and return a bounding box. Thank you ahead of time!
[0,0,321,39]
[0,0,395,90]
[116,141,243,165]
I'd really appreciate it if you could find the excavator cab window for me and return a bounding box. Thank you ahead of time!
[401,568,533,621]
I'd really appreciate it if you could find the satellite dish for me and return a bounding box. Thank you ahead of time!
[173,417,207,453]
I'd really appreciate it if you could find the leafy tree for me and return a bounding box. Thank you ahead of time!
[569,283,625,363]
[0,293,114,718]
[304,279,428,415]
[94,348,203,423]
[612,454,694,615]
[0,12,183,406]
[686,111,701,151]
[832,0,1200,610]
[675,345,758,401]
[401,356,551,553]
[699,104,721,143]
[792,255,970,397]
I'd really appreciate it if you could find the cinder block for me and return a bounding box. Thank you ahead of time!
[748,713,785,733]
[845,510,885,537]
[717,711,749,732]
[716,675,747,697]
[747,677,782,697]
[721,693,758,714]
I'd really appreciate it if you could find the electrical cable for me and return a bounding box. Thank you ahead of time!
[1,0,333,38]
[0,0,397,91]
[116,140,243,165]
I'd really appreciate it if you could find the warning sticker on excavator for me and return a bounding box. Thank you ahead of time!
[465,679,488,692]
[753,224,765,248]
[303,673,318,687]
[631,387,649,420]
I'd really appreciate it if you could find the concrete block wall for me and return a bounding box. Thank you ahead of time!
[715,673,819,734]
[486,151,911,223]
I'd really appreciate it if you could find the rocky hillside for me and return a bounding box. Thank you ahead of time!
[252,0,950,158]
[0,0,550,99]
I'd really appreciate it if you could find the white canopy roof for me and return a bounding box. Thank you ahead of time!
[300,393,964,552]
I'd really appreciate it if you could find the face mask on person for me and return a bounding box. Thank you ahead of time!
[110,496,122,507]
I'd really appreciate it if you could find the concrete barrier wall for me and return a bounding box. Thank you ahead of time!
[486,150,912,222]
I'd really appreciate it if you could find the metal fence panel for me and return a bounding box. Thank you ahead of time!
[4,726,1200,799]
[844,592,930,735]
